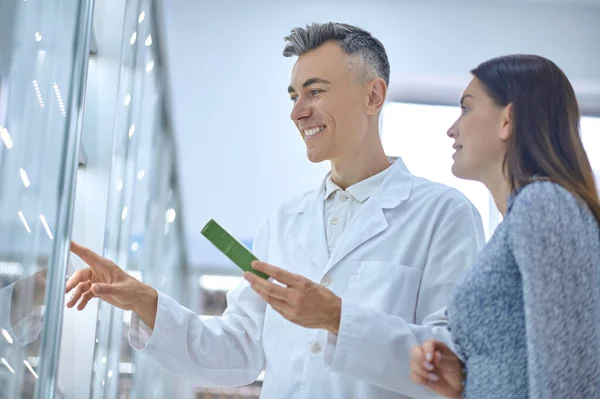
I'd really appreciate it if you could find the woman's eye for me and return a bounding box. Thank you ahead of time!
[460,106,468,114]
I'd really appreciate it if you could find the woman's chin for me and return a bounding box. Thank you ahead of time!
[451,162,470,180]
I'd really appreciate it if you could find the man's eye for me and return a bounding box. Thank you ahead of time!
[310,89,322,96]
[290,96,298,103]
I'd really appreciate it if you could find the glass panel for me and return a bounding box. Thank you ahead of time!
[0,0,93,397]
[88,0,189,398]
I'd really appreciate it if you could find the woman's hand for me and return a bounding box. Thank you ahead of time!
[410,340,465,399]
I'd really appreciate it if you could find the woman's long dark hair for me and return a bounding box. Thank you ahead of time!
[472,54,600,225]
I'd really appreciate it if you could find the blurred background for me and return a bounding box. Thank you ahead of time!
[0,0,598,398]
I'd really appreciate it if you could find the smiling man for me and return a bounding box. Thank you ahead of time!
[67,23,485,399]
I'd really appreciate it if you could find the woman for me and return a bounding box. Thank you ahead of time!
[409,54,600,398]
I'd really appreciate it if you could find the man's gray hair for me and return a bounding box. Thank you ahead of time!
[283,22,390,87]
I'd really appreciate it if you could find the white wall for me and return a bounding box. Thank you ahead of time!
[162,0,600,267]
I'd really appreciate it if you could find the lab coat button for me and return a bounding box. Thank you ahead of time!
[311,343,322,354]
[340,195,348,201]
[321,276,331,287]
[331,218,339,225]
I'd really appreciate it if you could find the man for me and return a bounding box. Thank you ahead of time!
[67,23,485,398]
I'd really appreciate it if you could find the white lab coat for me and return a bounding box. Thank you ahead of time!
[132,159,485,399]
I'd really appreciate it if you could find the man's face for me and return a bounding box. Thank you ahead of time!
[288,41,369,164]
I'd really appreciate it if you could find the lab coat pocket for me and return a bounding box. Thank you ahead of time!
[347,261,422,322]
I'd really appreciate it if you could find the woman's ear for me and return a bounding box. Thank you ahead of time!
[499,103,513,141]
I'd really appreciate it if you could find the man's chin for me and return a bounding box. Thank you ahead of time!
[306,150,328,164]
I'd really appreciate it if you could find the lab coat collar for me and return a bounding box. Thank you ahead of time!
[288,158,413,215]
[287,158,413,271]
[324,165,391,203]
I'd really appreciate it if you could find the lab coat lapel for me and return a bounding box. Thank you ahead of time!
[324,196,388,274]
[324,159,413,275]
[289,181,330,270]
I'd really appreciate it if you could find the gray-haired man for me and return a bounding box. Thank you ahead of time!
[68,23,484,399]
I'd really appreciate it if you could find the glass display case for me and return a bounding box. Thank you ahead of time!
[0,0,187,397]
[88,0,189,398]
[0,0,94,398]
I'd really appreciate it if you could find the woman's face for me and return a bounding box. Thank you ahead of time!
[447,77,512,182]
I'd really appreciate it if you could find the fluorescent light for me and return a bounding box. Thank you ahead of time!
[131,241,139,252]
[2,329,13,344]
[23,360,38,379]
[119,362,136,374]
[137,169,145,180]
[107,370,113,378]
[199,275,241,291]
[138,12,145,23]
[130,31,137,46]
[53,83,66,117]
[146,61,154,73]
[17,211,32,233]
[117,180,124,192]
[1,358,15,374]
[27,357,40,367]
[165,208,176,223]
[145,35,152,47]
[124,94,131,106]
[20,168,31,187]
[0,262,23,275]
[0,126,13,149]
[128,124,135,138]
[32,80,44,108]
[39,214,53,240]
[121,207,128,221]
[35,32,42,42]
[101,357,107,364]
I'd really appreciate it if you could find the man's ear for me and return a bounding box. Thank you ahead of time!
[366,78,387,116]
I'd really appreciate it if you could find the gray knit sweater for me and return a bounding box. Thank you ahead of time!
[447,181,600,398]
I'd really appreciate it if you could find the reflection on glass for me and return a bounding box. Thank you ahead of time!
[89,1,189,398]
[0,0,92,396]
[145,61,155,73]
[0,125,14,149]
[19,168,31,188]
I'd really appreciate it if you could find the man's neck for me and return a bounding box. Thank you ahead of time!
[330,144,391,190]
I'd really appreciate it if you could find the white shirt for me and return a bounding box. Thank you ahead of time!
[129,158,486,399]
[130,167,393,346]
[324,166,391,255]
